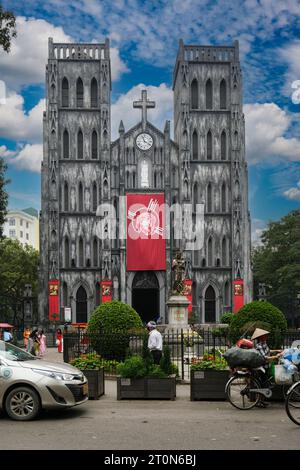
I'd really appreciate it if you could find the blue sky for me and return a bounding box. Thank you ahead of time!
[1,0,300,243]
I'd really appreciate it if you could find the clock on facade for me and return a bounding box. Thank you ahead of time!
[136,133,153,151]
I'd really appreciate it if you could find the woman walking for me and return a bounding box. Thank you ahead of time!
[39,329,47,357]
[56,328,63,353]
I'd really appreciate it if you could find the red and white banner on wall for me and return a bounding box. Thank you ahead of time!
[233,279,244,313]
[48,280,60,321]
[101,280,113,303]
[184,279,193,315]
[126,193,166,271]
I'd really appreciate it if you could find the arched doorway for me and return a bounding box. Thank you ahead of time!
[205,285,216,323]
[132,272,159,323]
[76,286,87,323]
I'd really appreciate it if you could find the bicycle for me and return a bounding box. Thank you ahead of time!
[225,367,293,410]
[285,378,300,425]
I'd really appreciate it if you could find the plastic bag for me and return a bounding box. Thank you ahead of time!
[56,339,60,346]
[223,347,266,368]
[274,364,294,385]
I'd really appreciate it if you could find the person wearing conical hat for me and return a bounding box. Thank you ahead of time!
[251,328,282,407]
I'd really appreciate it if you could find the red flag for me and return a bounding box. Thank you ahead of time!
[126,193,166,271]
[101,280,112,303]
[184,279,193,316]
[233,279,244,313]
[48,280,60,321]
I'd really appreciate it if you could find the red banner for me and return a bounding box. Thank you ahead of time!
[184,279,193,315]
[101,280,113,303]
[233,279,244,313]
[126,193,166,271]
[48,280,60,321]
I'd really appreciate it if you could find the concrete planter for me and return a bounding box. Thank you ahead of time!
[190,369,229,400]
[84,368,105,400]
[117,375,176,400]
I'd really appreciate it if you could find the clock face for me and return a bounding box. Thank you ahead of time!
[136,133,153,151]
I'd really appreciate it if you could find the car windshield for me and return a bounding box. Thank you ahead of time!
[0,341,37,361]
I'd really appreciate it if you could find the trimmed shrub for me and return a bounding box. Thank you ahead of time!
[220,312,234,325]
[229,301,287,349]
[117,355,147,378]
[87,301,143,360]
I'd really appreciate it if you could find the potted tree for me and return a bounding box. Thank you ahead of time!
[190,352,229,400]
[71,353,105,400]
[117,340,177,400]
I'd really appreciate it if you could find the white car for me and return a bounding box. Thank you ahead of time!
[0,340,88,420]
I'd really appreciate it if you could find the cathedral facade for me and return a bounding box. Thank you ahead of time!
[39,38,252,325]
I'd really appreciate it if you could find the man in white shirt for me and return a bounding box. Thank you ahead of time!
[147,321,163,364]
[3,329,13,342]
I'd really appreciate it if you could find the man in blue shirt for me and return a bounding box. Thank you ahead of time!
[3,329,13,342]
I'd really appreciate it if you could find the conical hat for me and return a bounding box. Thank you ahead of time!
[251,328,270,340]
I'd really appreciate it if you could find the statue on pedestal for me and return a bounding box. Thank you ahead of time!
[172,251,186,295]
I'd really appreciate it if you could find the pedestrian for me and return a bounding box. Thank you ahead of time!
[251,328,282,407]
[146,321,163,364]
[3,329,13,343]
[38,329,47,357]
[28,329,39,355]
[23,326,31,349]
[56,328,63,353]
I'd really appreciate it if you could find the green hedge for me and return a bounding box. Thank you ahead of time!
[229,301,287,349]
[87,301,143,360]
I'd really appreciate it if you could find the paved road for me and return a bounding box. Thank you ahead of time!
[0,349,299,450]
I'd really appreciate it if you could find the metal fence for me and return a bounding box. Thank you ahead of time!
[62,328,300,381]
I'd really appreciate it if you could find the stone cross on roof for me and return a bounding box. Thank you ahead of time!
[133,89,155,131]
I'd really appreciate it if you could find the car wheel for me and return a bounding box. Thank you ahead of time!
[5,386,41,421]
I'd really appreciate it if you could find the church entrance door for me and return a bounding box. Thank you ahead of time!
[76,286,87,323]
[132,272,159,324]
[204,286,216,323]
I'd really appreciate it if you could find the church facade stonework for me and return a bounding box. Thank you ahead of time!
[39,38,252,325]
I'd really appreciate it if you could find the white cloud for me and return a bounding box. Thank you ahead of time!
[111,83,173,140]
[11,144,43,173]
[244,102,300,164]
[251,218,266,246]
[0,16,128,90]
[284,180,300,201]
[0,93,45,143]
[279,40,300,97]
[0,145,15,158]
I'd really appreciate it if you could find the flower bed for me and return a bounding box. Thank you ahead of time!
[190,353,229,400]
[70,353,106,399]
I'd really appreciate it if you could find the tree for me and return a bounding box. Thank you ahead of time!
[0,238,39,325]
[0,157,9,239]
[0,4,16,52]
[252,210,300,326]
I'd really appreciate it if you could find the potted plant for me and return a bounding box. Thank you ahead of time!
[116,341,177,400]
[71,353,105,400]
[190,352,229,400]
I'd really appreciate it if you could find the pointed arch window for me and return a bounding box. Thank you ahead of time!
[91,78,98,107]
[206,79,213,109]
[207,131,212,160]
[92,131,97,159]
[93,237,98,267]
[154,171,157,188]
[126,171,130,188]
[208,237,213,267]
[77,130,83,159]
[221,131,226,160]
[62,77,69,107]
[220,79,227,109]
[76,78,84,107]
[62,282,68,307]
[207,183,212,212]
[222,237,227,266]
[192,130,198,160]
[64,236,70,268]
[132,171,136,188]
[193,183,199,213]
[51,84,55,102]
[224,281,230,306]
[64,181,69,211]
[78,237,84,267]
[92,182,97,212]
[221,183,226,212]
[78,182,83,212]
[191,78,198,109]
[63,130,69,159]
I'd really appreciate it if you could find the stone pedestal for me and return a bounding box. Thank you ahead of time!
[166,295,190,331]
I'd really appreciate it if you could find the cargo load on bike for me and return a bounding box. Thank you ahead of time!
[223,346,266,369]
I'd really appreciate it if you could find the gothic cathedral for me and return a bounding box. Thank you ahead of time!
[39,38,252,325]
